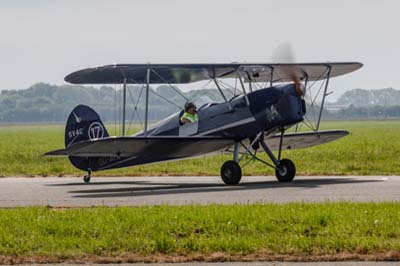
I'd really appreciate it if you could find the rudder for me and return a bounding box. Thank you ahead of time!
[65,105,109,171]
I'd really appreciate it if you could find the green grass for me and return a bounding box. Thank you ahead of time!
[1,121,400,176]
[0,203,399,262]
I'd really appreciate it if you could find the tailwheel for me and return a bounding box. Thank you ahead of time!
[275,158,296,182]
[83,175,91,183]
[83,169,92,183]
[221,160,242,185]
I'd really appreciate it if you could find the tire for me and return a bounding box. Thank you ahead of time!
[83,175,91,183]
[221,160,242,185]
[275,158,296,182]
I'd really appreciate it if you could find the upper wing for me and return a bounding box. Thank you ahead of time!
[46,136,234,158]
[64,62,362,85]
[265,130,349,150]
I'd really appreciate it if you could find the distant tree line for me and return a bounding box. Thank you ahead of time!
[336,88,400,107]
[325,105,400,119]
[324,87,400,119]
[1,83,400,123]
[0,82,226,123]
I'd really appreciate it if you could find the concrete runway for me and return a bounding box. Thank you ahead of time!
[0,175,399,207]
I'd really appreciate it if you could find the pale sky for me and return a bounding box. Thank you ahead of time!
[0,0,399,99]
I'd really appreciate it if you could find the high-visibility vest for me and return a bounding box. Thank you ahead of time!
[180,112,198,123]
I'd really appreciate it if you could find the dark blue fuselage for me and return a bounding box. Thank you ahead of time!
[138,84,305,141]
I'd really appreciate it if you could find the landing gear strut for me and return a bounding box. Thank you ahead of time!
[83,169,91,183]
[259,138,296,182]
[226,130,297,183]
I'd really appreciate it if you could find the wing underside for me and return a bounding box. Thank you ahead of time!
[46,130,348,171]
[47,130,348,158]
[65,62,363,85]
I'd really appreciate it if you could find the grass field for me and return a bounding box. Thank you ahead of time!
[0,203,398,263]
[0,120,400,177]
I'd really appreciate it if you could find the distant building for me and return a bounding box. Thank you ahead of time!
[324,103,351,113]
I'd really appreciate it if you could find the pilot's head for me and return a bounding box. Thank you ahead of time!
[185,102,197,114]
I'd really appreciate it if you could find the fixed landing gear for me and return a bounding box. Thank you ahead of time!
[259,137,296,183]
[83,169,92,183]
[222,130,297,185]
[221,160,242,185]
[221,143,242,185]
[275,158,296,182]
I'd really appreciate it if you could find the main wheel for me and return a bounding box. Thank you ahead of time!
[275,158,296,182]
[221,160,242,185]
[83,175,91,183]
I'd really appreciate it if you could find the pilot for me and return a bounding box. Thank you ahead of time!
[180,102,198,125]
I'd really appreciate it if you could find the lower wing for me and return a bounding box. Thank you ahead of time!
[265,129,349,150]
[224,130,349,153]
[45,136,234,158]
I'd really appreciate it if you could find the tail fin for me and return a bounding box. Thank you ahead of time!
[65,105,109,147]
[65,105,109,171]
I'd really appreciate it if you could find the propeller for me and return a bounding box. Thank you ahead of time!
[290,66,306,96]
[272,43,305,96]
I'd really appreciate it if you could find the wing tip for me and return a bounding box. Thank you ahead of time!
[44,149,69,157]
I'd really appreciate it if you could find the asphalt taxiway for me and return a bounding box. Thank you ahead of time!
[0,175,398,207]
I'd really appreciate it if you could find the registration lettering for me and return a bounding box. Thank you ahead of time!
[68,128,84,138]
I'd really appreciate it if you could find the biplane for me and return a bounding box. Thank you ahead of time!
[46,62,362,184]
